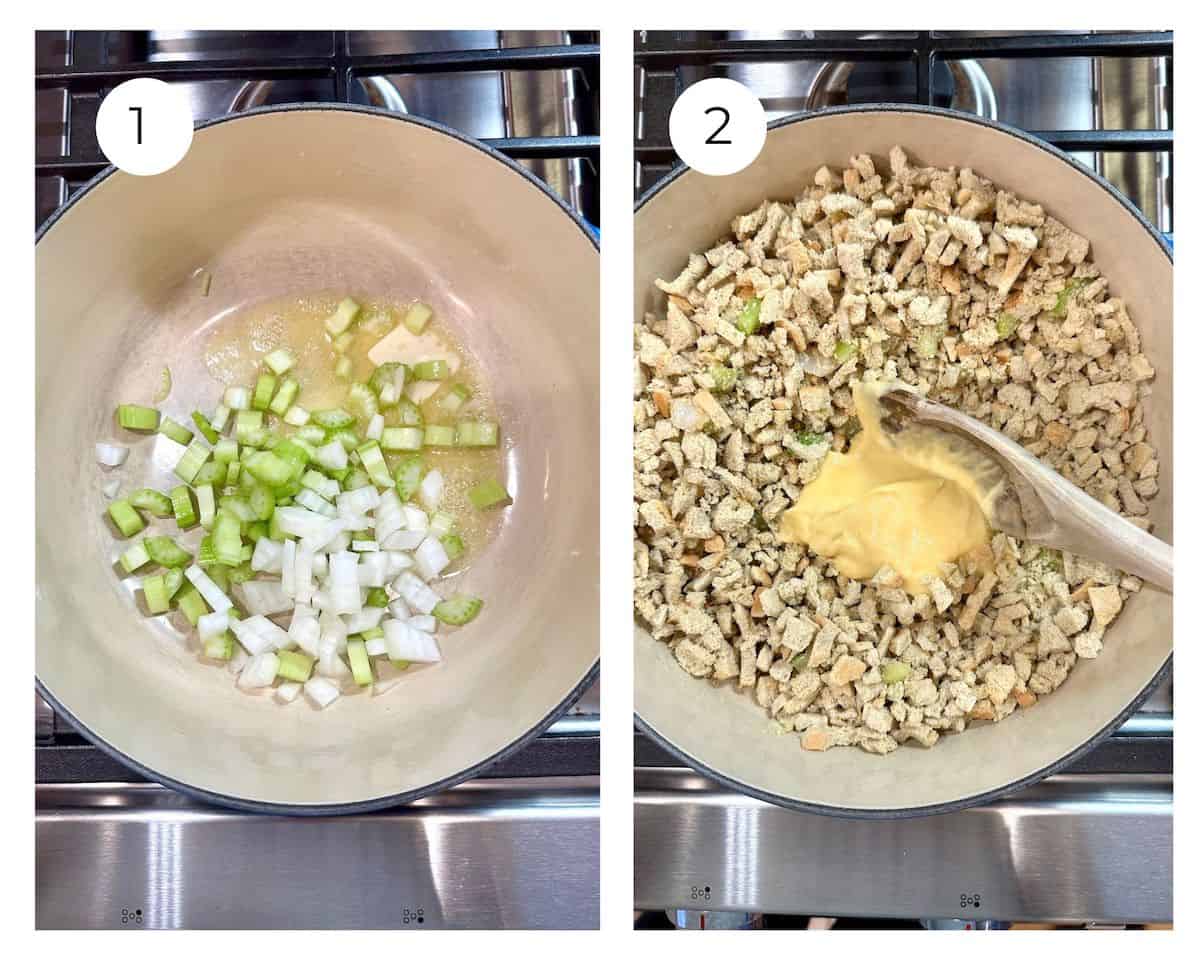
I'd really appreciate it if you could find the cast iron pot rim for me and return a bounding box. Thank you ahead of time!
[633,102,1173,820]
[36,102,601,816]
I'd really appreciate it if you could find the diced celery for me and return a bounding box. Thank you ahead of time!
[163,568,184,600]
[996,312,1019,339]
[324,297,361,336]
[394,397,423,426]
[142,574,170,614]
[393,456,423,502]
[312,408,355,430]
[159,417,194,446]
[440,533,465,562]
[210,404,231,432]
[343,467,371,491]
[403,302,433,334]
[346,382,378,421]
[175,584,208,626]
[119,541,151,574]
[412,359,448,381]
[245,451,295,488]
[234,410,265,445]
[430,512,455,536]
[330,428,362,452]
[357,440,394,488]
[213,509,243,566]
[283,404,310,426]
[251,373,277,411]
[380,426,423,452]
[249,484,276,521]
[881,661,911,685]
[735,298,761,336]
[245,520,268,543]
[709,365,738,392]
[269,377,299,416]
[432,594,483,626]
[170,484,197,528]
[334,356,352,380]
[365,587,389,608]
[174,440,211,484]
[423,425,456,448]
[277,649,315,683]
[193,460,227,487]
[191,411,220,445]
[129,488,173,517]
[108,500,144,537]
[226,460,241,485]
[144,536,192,568]
[117,404,159,432]
[346,639,373,686]
[455,421,498,447]
[834,339,857,363]
[196,484,216,530]
[468,478,510,510]
[213,439,239,464]
[264,348,295,376]
[369,362,402,396]
[203,634,235,660]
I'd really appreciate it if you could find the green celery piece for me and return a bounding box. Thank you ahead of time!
[277,650,315,683]
[263,348,295,376]
[143,536,192,568]
[108,500,144,537]
[359,626,385,642]
[234,410,265,445]
[346,382,379,421]
[393,456,423,502]
[794,431,824,446]
[468,478,511,510]
[334,355,352,380]
[163,568,184,600]
[175,584,208,626]
[213,509,243,566]
[881,661,911,685]
[142,574,170,614]
[119,542,151,574]
[203,634,235,660]
[368,362,402,396]
[423,425,456,448]
[196,535,219,567]
[249,484,276,521]
[1052,278,1086,318]
[735,298,762,336]
[245,520,268,543]
[312,408,355,430]
[193,460,227,488]
[432,595,483,626]
[245,451,295,488]
[251,373,277,411]
[170,485,197,528]
[455,421,498,448]
[365,587,390,608]
[324,297,361,336]
[196,483,216,530]
[213,439,239,464]
[357,440,394,488]
[394,398,423,427]
[411,359,448,381]
[207,564,230,593]
[174,440,211,484]
[440,533,465,562]
[269,377,299,416]
[158,417,194,446]
[343,467,371,491]
[191,411,220,445]
[117,403,159,432]
[996,313,1019,339]
[227,460,242,484]
[709,365,738,393]
[833,339,857,363]
[129,488,173,517]
[155,366,172,403]
[346,639,374,686]
[228,562,255,585]
[403,302,433,334]
[381,426,423,452]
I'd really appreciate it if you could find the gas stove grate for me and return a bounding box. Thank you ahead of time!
[635,30,1172,200]
[36,30,600,224]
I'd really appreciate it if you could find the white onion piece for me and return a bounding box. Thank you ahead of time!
[237,580,293,617]
[671,399,703,431]
[357,553,390,587]
[231,615,289,654]
[224,386,250,410]
[302,518,346,554]
[197,610,230,643]
[799,351,839,377]
[312,552,329,578]
[365,413,384,441]
[365,635,388,657]
[328,551,362,615]
[304,676,340,708]
[388,598,412,621]
[101,479,121,499]
[383,620,441,663]
[281,539,297,596]
[319,610,348,654]
[274,681,302,704]
[338,486,380,518]
[407,614,437,633]
[374,490,405,545]
[237,652,279,689]
[95,442,129,467]
[385,552,414,577]
[384,530,426,551]
[288,613,321,657]
[294,546,314,604]
[419,470,444,512]
[414,537,450,580]
[250,537,284,574]
[394,572,440,614]
[275,506,334,542]
[184,565,233,613]
[327,530,352,554]
[345,607,385,634]
[314,440,348,472]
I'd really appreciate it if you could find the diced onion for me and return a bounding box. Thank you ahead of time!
[95,442,129,467]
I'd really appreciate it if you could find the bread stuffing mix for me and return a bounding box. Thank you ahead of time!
[632,146,1161,755]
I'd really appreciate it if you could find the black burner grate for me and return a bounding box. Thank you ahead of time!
[635,29,1172,207]
[36,30,600,226]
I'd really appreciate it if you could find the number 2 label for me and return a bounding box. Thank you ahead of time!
[668,78,767,177]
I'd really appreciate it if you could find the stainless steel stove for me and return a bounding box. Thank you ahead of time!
[633,30,1172,929]
[35,29,600,930]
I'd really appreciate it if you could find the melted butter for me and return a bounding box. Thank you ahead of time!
[202,293,505,566]
[778,381,1000,594]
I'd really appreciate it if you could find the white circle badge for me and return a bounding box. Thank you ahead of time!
[95,78,195,176]
[668,77,767,177]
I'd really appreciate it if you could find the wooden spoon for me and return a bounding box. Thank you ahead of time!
[876,385,1172,593]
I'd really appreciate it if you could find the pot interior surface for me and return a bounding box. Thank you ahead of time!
[634,108,1172,813]
[37,108,599,807]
